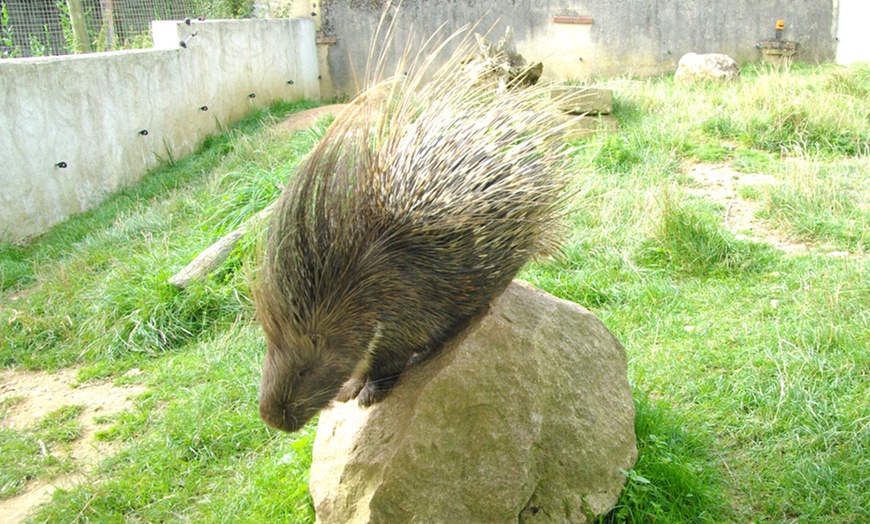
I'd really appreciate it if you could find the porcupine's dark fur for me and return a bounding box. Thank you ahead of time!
[255,29,575,433]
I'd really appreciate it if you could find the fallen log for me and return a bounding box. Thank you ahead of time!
[168,202,275,289]
[169,104,348,289]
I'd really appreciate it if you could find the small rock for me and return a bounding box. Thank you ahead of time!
[465,27,543,89]
[559,114,620,140]
[674,52,739,84]
[551,86,614,115]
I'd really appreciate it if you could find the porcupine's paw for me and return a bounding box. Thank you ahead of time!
[357,375,400,407]
[336,377,366,402]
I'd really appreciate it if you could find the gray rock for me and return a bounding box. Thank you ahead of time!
[551,86,614,115]
[560,114,620,141]
[310,280,637,523]
[464,27,543,89]
[674,52,739,84]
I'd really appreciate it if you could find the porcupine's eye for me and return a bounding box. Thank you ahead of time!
[297,367,310,378]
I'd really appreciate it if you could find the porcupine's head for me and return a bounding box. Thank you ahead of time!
[254,266,345,432]
[256,319,361,433]
[254,127,381,432]
[255,233,378,433]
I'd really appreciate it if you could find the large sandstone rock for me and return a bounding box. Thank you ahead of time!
[674,52,739,84]
[310,280,637,523]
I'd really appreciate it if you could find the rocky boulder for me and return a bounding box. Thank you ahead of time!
[464,27,543,89]
[674,52,739,84]
[309,280,637,523]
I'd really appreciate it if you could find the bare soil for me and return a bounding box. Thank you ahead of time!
[684,163,811,254]
[0,368,147,522]
[272,104,348,135]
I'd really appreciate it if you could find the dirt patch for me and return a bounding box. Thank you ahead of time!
[685,163,810,254]
[0,368,147,523]
[272,103,348,135]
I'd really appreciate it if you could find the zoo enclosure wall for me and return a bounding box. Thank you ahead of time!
[278,0,842,98]
[0,17,319,242]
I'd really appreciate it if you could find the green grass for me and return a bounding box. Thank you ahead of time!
[0,404,84,498]
[755,157,870,248]
[1,63,869,522]
[28,326,316,522]
[635,190,778,276]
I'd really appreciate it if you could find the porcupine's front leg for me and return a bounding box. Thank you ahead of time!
[337,318,442,406]
[334,344,409,405]
[333,364,404,405]
[335,352,418,405]
[335,376,367,403]
[357,337,446,406]
[357,358,407,407]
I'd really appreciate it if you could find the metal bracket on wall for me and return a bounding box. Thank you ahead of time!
[316,31,337,45]
[553,16,594,25]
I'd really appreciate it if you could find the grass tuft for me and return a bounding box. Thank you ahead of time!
[605,394,728,523]
[754,158,870,248]
[0,404,85,500]
[637,191,777,276]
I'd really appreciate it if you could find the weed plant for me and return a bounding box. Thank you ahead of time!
[1,63,868,522]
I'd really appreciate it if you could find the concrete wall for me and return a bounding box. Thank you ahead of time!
[274,0,838,97]
[836,0,870,65]
[0,18,319,242]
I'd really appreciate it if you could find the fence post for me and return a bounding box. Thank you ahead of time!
[66,0,92,53]
[101,0,115,49]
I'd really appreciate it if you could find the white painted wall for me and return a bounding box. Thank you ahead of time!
[0,18,319,242]
[837,0,870,65]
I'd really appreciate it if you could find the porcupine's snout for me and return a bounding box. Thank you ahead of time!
[258,335,359,432]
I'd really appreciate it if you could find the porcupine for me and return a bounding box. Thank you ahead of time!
[255,30,575,433]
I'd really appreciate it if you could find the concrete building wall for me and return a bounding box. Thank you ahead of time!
[0,18,319,242]
[275,0,838,98]
[836,0,870,65]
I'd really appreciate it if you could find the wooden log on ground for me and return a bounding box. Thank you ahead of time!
[169,104,348,290]
[168,202,275,289]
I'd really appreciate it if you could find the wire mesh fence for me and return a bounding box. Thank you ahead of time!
[1,0,253,58]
